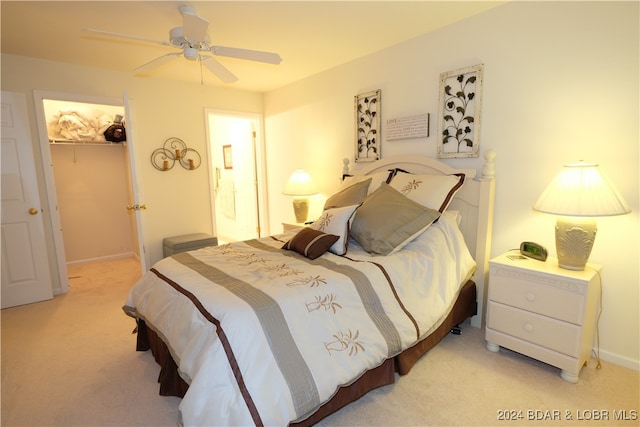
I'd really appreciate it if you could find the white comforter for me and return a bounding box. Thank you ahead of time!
[124,212,475,426]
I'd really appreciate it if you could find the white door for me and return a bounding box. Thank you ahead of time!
[123,93,148,273]
[206,112,268,243]
[1,91,54,308]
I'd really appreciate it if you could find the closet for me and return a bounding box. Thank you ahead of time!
[43,99,135,265]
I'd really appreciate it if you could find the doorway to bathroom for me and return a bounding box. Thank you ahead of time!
[205,110,269,243]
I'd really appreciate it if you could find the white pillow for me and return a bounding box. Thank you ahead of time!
[341,170,392,195]
[309,204,360,255]
[389,171,465,213]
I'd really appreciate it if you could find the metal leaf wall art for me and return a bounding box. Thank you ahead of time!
[354,89,381,162]
[438,64,483,158]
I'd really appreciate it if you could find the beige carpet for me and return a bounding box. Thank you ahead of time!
[2,257,638,426]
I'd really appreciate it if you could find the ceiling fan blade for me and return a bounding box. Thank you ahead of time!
[211,46,283,65]
[134,52,182,76]
[83,28,170,47]
[181,6,209,42]
[201,56,238,83]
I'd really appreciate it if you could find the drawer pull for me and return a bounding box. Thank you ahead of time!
[525,292,536,302]
[523,322,533,333]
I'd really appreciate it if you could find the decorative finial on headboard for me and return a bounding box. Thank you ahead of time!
[482,149,496,179]
[342,158,350,176]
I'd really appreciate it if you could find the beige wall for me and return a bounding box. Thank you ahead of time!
[50,144,134,263]
[264,1,639,369]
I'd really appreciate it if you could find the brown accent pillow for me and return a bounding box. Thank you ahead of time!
[324,178,371,210]
[282,228,339,260]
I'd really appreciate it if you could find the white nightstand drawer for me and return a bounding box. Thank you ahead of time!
[489,266,585,324]
[487,301,581,357]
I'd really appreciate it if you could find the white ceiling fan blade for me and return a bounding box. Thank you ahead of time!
[181,6,209,42]
[135,52,182,76]
[201,56,238,83]
[211,46,282,65]
[83,28,170,47]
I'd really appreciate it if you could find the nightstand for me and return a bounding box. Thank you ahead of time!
[485,251,601,383]
[282,221,306,232]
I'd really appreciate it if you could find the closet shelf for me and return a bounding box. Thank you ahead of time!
[49,139,126,146]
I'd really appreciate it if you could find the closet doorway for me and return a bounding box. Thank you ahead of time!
[205,110,269,243]
[34,92,145,291]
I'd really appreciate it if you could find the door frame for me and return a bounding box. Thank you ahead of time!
[32,91,146,291]
[204,109,270,240]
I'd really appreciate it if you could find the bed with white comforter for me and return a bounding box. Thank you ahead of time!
[125,211,475,426]
[124,154,497,426]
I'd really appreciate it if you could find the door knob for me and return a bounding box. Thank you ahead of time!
[28,208,39,215]
[126,204,148,211]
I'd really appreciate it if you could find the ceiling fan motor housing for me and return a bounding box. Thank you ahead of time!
[170,24,206,61]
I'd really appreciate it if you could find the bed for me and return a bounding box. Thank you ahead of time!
[124,152,496,426]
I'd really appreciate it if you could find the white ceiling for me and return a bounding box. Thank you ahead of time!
[1,1,505,92]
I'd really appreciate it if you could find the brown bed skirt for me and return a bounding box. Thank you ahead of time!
[136,279,477,426]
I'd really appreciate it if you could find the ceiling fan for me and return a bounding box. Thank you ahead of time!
[84,5,282,84]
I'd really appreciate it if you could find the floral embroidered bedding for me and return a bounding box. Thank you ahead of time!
[124,211,475,426]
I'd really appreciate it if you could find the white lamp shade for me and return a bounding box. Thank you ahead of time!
[533,162,630,217]
[283,169,318,196]
[534,161,631,270]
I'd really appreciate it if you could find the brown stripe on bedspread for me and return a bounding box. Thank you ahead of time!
[170,251,321,420]
[245,239,408,357]
[348,258,421,342]
[149,267,264,426]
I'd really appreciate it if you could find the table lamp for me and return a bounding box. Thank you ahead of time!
[533,161,630,270]
[283,169,318,223]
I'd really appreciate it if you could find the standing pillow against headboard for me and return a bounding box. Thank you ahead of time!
[351,183,441,256]
[324,178,371,210]
[388,171,465,213]
[341,170,393,195]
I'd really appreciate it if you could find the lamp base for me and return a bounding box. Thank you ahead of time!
[555,217,597,271]
[292,197,309,223]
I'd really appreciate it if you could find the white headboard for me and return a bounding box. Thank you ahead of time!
[343,151,496,328]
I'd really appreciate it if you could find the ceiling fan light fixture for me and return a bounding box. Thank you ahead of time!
[184,47,199,61]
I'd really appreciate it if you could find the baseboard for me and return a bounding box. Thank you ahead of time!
[597,348,640,371]
[66,252,136,267]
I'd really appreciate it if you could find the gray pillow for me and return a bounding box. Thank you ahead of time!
[351,183,441,255]
[324,178,372,210]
